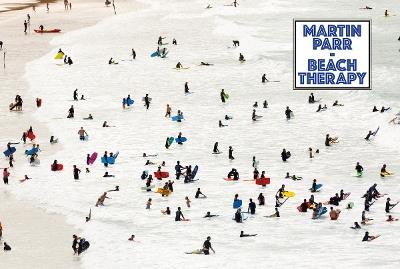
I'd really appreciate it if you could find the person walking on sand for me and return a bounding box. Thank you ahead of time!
[24,20,27,33]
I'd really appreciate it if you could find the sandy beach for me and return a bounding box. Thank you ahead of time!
[0,0,141,268]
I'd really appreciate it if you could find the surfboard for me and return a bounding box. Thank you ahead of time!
[171,115,184,121]
[380,172,394,177]
[191,165,199,179]
[282,191,295,198]
[51,164,63,171]
[3,147,16,157]
[141,97,152,102]
[309,183,323,191]
[126,99,134,106]
[25,147,39,156]
[88,152,98,165]
[255,177,270,185]
[150,51,159,57]
[167,137,174,146]
[223,93,230,100]
[175,137,187,143]
[154,171,169,179]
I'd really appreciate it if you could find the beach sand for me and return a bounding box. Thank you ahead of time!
[0,0,141,268]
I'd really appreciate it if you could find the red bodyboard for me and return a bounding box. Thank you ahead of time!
[256,177,270,185]
[154,171,169,179]
[51,164,63,171]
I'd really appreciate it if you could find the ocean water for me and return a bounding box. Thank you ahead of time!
[9,0,400,268]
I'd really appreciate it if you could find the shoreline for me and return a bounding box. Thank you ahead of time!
[0,0,57,13]
[0,0,141,268]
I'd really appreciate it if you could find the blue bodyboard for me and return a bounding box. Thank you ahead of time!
[191,165,199,179]
[175,137,187,143]
[3,147,16,157]
[172,115,184,121]
[25,147,38,156]
[150,51,159,57]
[233,199,242,209]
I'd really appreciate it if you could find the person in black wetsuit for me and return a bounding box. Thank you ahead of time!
[385,198,397,213]
[281,149,289,162]
[72,234,79,254]
[73,89,78,101]
[3,242,11,251]
[220,89,226,103]
[195,188,206,198]
[228,146,234,160]
[248,199,256,214]
[67,105,74,118]
[365,130,372,140]
[175,207,185,221]
[262,74,268,83]
[380,106,390,113]
[184,82,190,94]
[310,179,317,192]
[175,161,184,179]
[204,212,218,218]
[240,231,257,237]
[213,142,220,154]
[350,222,361,229]
[144,94,150,110]
[203,236,215,255]
[219,120,227,127]
[285,106,292,119]
[73,165,81,180]
[355,162,363,174]
[372,106,378,112]
[258,193,265,205]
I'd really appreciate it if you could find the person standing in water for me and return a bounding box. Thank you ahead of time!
[144,94,151,110]
[132,49,136,60]
[202,236,215,255]
[73,165,81,180]
[78,127,88,141]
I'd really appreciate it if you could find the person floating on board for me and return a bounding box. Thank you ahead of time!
[67,105,74,118]
[203,236,215,255]
[262,74,268,83]
[239,53,245,62]
[385,198,398,213]
[73,89,78,101]
[103,172,115,178]
[228,146,235,160]
[175,207,185,221]
[361,210,373,224]
[83,114,93,120]
[144,94,151,109]
[219,120,227,127]
[380,106,390,112]
[200,62,213,66]
[333,100,343,106]
[285,106,292,120]
[240,231,257,237]
[78,127,88,141]
[350,222,361,229]
[176,62,183,69]
[204,212,218,218]
[220,89,226,103]
[165,104,171,117]
[128,235,136,241]
[248,198,256,214]
[95,192,110,207]
[108,58,118,64]
[362,232,379,242]
[195,188,206,198]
